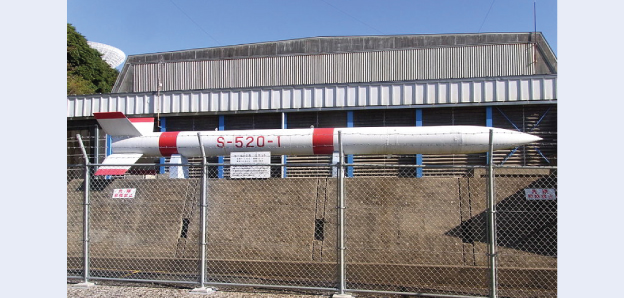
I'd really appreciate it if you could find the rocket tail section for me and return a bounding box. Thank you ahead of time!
[94,153,143,176]
[93,112,155,137]
[93,112,155,175]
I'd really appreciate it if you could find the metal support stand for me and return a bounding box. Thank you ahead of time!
[75,134,95,288]
[333,131,354,298]
[190,287,215,295]
[487,129,498,298]
[191,133,216,295]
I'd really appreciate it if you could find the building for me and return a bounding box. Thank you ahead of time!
[67,32,557,177]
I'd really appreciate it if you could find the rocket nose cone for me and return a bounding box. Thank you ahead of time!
[529,135,543,143]
[515,132,542,145]
[491,129,542,149]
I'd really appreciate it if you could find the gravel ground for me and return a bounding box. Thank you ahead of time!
[67,282,333,298]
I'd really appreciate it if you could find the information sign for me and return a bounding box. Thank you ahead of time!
[524,188,556,200]
[230,151,271,178]
[112,188,137,198]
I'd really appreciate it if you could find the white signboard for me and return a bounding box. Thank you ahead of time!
[230,151,271,178]
[331,152,340,177]
[524,188,556,200]
[112,188,137,198]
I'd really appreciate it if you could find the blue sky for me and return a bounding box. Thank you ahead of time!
[68,0,557,68]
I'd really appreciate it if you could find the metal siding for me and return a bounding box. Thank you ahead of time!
[426,83,436,104]
[282,89,292,109]
[369,85,379,106]
[439,82,448,104]
[325,87,335,108]
[347,86,356,107]
[260,90,270,110]
[68,75,555,117]
[334,86,344,107]
[129,44,539,93]
[532,79,543,100]
[313,87,323,108]
[496,80,506,102]
[484,81,494,102]
[209,93,219,112]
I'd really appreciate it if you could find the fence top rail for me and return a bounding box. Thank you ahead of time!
[493,165,557,170]
[68,162,556,171]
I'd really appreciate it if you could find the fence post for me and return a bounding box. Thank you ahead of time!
[75,134,95,288]
[487,129,498,298]
[191,133,215,294]
[334,131,353,298]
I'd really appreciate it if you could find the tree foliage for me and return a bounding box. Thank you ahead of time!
[67,23,119,95]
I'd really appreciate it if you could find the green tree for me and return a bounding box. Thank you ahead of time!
[67,23,119,95]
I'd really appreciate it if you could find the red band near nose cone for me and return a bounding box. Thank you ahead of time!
[159,131,180,156]
[312,128,335,154]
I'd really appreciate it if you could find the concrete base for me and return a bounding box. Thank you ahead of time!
[72,281,95,288]
[190,287,216,295]
[332,293,354,298]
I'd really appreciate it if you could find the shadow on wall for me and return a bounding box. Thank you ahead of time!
[446,176,557,257]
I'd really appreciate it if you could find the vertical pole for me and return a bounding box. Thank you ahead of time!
[104,134,112,180]
[485,107,493,165]
[94,125,99,165]
[485,106,493,127]
[218,116,225,179]
[159,117,167,175]
[337,130,347,295]
[76,134,94,287]
[281,112,288,178]
[191,133,215,294]
[198,133,207,288]
[346,111,354,178]
[415,109,423,178]
[487,129,498,298]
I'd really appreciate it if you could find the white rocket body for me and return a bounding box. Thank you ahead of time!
[93,112,541,175]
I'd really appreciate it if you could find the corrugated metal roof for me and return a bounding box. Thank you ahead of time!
[111,33,556,94]
[67,75,556,118]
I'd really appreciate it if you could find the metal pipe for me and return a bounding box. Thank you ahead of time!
[82,276,490,298]
[281,111,287,178]
[202,282,337,293]
[197,133,208,288]
[94,125,99,165]
[85,276,339,292]
[337,130,347,294]
[350,288,487,298]
[487,129,497,298]
[76,134,91,284]
[83,276,197,286]
[88,276,338,292]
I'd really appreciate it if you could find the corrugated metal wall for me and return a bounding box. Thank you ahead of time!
[131,44,537,92]
[67,75,556,118]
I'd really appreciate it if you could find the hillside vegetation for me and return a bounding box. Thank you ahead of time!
[67,23,119,95]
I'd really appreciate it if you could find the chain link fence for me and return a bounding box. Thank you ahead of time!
[68,160,556,297]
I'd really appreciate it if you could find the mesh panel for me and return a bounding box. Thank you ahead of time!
[68,161,556,297]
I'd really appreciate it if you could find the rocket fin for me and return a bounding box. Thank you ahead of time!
[94,153,143,176]
[94,112,154,137]
[128,117,155,136]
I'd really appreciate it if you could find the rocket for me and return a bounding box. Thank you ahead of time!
[93,112,541,176]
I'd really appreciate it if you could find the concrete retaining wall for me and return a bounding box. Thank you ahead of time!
[67,173,556,293]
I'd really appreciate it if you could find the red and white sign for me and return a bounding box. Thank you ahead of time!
[112,188,137,198]
[524,188,556,200]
